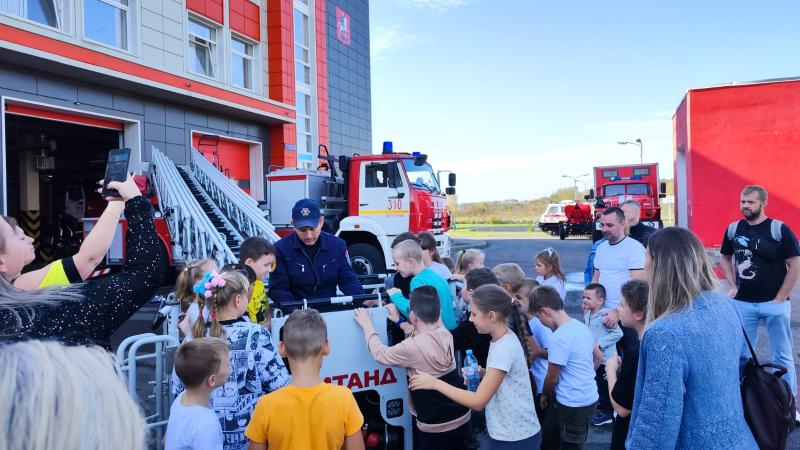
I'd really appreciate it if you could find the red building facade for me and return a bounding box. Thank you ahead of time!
[673,78,800,248]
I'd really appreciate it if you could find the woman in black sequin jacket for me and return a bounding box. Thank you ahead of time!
[0,176,166,347]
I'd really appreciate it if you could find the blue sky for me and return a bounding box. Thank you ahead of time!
[367,0,800,202]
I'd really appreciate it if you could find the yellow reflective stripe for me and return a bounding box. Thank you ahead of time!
[360,209,410,214]
[38,260,69,288]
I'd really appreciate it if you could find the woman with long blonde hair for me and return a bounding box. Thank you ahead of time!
[0,340,147,450]
[627,227,756,449]
[0,176,166,346]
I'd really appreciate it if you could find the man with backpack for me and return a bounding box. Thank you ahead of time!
[720,185,800,421]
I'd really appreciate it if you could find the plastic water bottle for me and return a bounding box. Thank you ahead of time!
[464,350,480,392]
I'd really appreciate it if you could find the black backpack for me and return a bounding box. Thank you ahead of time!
[739,323,796,449]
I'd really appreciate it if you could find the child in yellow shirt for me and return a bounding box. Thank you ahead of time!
[246,309,365,450]
[239,237,276,325]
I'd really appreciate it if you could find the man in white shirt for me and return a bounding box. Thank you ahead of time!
[591,207,646,355]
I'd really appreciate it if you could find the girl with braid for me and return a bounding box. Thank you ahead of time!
[410,284,541,449]
[175,259,218,312]
[172,270,290,450]
[175,259,218,337]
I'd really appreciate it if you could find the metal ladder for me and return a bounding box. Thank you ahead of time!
[150,146,237,267]
[176,166,244,257]
[189,149,281,242]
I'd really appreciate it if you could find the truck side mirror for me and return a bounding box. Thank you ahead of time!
[338,155,348,174]
[448,173,456,187]
[587,188,595,199]
[660,182,667,195]
[446,187,456,195]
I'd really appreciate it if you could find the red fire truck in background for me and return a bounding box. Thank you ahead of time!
[557,201,594,240]
[587,163,667,241]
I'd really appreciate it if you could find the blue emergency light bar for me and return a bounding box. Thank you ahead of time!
[610,175,643,181]
[382,141,393,154]
[412,151,421,157]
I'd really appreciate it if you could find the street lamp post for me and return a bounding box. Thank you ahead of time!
[617,138,643,164]
[562,173,589,200]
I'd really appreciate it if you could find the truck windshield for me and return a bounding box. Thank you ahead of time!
[604,183,649,196]
[627,184,649,195]
[402,159,441,193]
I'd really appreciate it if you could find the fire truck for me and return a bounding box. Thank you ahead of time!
[267,142,454,275]
[81,141,454,277]
[586,163,667,241]
[537,200,571,235]
[557,201,594,240]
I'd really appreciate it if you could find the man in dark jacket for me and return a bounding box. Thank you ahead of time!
[269,199,363,305]
[620,200,656,247]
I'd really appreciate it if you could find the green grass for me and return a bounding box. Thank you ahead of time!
[449,222,549,238]
[453,222,531,230]
[449,228,550,239]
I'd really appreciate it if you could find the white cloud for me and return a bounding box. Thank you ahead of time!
[371,25,414,60]
[379,0,483,13]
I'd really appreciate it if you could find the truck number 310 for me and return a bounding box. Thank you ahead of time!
[387,198,403,210]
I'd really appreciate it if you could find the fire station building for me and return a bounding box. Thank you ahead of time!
[0,0,371,237]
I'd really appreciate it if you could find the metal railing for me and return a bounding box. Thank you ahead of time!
[189,149,281,242]
[150,146,237,267]
[117,332,179,450]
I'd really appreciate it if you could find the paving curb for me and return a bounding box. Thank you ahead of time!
[451,239,488,252]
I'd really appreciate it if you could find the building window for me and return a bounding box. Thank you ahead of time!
[296,91,312,154]
[84,0,129,49]
[231,35,254,90]
[294,0,314,169]
[293,9,310,85]
[188,17,219,79]
[1,0,63,29]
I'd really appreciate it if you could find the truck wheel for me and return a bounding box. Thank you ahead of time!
[592,229,603,242]
[348,243,386,276]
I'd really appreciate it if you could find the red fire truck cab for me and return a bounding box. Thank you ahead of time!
[587,163,667,241]
[267,143,454,275]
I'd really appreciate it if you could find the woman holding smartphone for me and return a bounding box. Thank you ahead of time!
[0,174,167,347]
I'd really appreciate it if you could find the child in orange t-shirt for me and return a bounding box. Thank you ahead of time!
[245,309,365,450]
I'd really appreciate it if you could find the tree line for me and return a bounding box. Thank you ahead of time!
[452,179,674,225]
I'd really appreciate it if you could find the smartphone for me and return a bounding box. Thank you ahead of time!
[102,148,131,197]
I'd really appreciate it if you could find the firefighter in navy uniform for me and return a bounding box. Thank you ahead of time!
[269,199,363,307]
